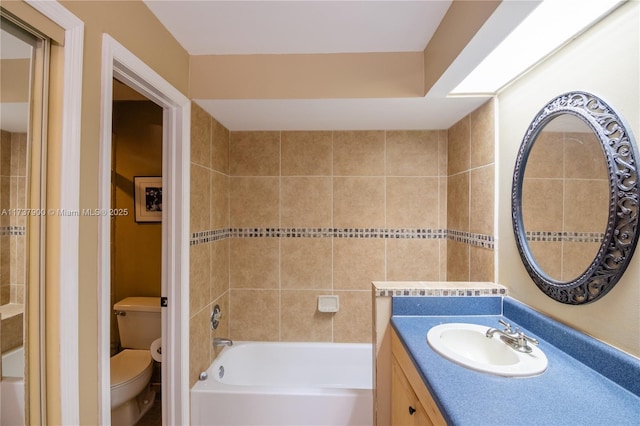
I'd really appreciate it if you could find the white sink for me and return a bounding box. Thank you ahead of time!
[426,323,548,377]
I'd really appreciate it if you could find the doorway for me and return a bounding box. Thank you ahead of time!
[111,80,163,424]
[98,35,190,425]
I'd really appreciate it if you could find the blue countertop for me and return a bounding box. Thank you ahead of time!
[391,297,640,426]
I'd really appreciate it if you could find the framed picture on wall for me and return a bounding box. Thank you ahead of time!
[134,176,162,222]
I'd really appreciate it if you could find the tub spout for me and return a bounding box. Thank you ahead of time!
[213,337,233,347]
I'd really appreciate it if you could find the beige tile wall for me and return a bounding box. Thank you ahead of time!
[189,103,231,386]
[228,129,448,347]
[188,102,449,385]
[447,99,495,281]
[189,99,501,386]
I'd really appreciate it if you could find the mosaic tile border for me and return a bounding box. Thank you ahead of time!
[231,228,448,239]
[191,227,494,248]
[0,226,26,236]
[190,229,231,245]
[447,229,495,249]
[375,287,506,297]
[526,231,604,243]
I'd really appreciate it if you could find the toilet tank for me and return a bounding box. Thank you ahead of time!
[114,297,161,349]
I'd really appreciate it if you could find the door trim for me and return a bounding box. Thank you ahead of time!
[98,34,191,425]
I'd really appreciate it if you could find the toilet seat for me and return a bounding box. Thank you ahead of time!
[111,349,152,389]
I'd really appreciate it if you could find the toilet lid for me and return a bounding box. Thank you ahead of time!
[111,349,152,388]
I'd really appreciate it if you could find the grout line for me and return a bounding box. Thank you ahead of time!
[438,130,443,281]
[383,130,388,282]
[278,131,283,341]
[330,131,335,342]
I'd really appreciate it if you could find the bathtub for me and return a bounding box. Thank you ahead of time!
[191,341,373,426]
[1,346,25,425]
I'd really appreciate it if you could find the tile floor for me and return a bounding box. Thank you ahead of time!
[136,383,162,426]
[136,399,161,426]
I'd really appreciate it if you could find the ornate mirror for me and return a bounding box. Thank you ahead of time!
[512,92,639,304]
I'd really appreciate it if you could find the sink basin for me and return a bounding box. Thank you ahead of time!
[426,323,548,377]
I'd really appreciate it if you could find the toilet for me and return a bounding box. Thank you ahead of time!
[111,297,161,426]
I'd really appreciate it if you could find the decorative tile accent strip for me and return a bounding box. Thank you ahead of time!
[526,231,604,243]
[231,228,333,238]
[226,228,449,239]
[190,228,231,246]
[380,228,448,239]
[447,229,495,249]
[0,226,26,236]
[190,227,495,248]
[375,287,506,297]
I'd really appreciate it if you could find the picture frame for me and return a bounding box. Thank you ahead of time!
[134,176,162,223]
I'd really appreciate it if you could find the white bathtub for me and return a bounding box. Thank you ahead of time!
[1,346,25,425]
[191,341,373,426]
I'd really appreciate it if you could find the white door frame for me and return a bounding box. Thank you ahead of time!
[98,35,191,425]
[24,1,84,424]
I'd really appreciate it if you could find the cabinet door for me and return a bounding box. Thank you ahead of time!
[413,403,430,426]
[391,329,448,426]
[391,356,432,426]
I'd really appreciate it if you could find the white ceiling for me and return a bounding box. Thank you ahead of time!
[195,96,491,131]
[143,1,452,55]
[146,0,518,130]
[1,1,617,134]
[144,1,544,131]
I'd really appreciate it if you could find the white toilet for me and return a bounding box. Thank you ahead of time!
[111,297,161,426]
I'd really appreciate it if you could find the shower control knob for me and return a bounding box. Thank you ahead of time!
[211,305,221,330]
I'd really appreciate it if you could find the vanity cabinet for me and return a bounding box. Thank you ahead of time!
[391,329,446,426]
[392,356,430,425]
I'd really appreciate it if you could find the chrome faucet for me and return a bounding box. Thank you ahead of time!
[213,337,233,347]
[486,319,539,353]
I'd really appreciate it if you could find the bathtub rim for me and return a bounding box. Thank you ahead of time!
[192,341,374,395]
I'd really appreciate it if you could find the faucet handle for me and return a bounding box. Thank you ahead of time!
[498,319,512,333]
[518,331,539,346]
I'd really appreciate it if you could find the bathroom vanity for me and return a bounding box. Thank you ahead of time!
[391,327,445,426]
[388,296,640,425]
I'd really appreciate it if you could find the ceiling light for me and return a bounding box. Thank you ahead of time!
[451,0,623,95]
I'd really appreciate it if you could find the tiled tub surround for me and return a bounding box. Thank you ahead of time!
[188,100,497,386]
[189,225,494,353]
[189,123,458,361]
[447,99,496,282]
[391,296,640,425]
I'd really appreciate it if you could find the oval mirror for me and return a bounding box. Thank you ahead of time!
[512,92,639,304]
